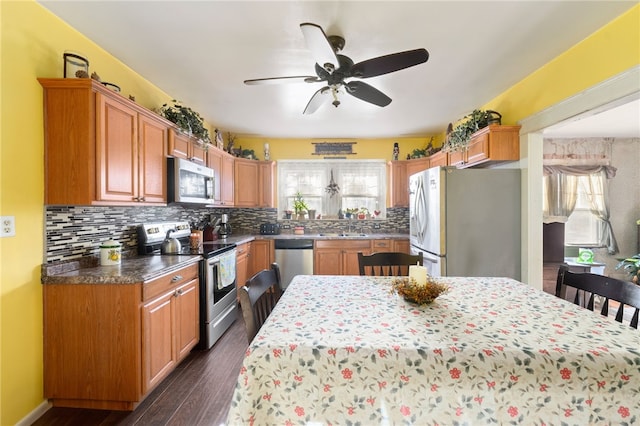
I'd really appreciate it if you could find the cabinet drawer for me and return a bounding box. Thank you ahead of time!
[315,240,371,250]
[372,240,392,250]
[143,263,198,302]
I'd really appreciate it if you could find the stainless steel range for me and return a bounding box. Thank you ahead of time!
[138,221,238,349]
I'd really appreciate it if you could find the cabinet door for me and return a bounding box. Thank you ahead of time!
[175,278,199,361]
[393,239,410,254]
[96,93,138,202]
[343,241,372,275]
[314,249,342,275]
[250,239,274,277]
[258,161,276,207]
[428,151,448,167]
[138,112,168,203]
[234,158,259,207]
[406,158,430,179]
[142,290,176,393]
[207,147,223,204]
[168,129,190,159]
[190,142,207,165]
[236,243,250,289]
[221,154,235,206]
[388,161,408,207]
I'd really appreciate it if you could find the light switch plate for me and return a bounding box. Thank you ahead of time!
[1,216,15,237]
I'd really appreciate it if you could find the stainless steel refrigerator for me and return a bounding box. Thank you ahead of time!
[409,166,521,279]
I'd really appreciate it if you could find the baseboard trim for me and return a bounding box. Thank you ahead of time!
[15,400,51,426]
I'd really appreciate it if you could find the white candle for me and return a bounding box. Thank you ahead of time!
[409,264,427,285]
[264,143,270,150]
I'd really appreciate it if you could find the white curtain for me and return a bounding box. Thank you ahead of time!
[542,165,618,254]
[583,170,618,254]
[542,173,578,223]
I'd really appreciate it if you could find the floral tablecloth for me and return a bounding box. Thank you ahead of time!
[227,276,640,425]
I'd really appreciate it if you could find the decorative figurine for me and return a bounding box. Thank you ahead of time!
[264,142,270,160]
[392,142,399,161]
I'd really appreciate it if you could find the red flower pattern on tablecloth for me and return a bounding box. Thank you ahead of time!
[226,276,640,425]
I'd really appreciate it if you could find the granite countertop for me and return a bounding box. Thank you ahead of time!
[42,233,409,285]
[42,255,202,285]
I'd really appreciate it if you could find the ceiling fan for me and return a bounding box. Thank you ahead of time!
[244,23,429,114]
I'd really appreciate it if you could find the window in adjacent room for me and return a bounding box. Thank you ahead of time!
[565,176,602,246]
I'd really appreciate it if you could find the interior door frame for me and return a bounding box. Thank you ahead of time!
[517,65,640,288]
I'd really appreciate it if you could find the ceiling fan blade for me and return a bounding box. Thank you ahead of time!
[303,86,331,114]
[345,81,391,107]
[244,76,321,85]
[350,48,429,78]
[300,23,339,72]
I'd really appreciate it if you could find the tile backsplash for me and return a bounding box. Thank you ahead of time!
[45,206,409,263]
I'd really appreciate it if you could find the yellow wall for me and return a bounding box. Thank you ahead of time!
[0,2,175,424]
[0,1,637,424]
[235,136,438,161]
[483,4,639,123]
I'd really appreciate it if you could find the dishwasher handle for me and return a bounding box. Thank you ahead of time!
[274,239,314,250]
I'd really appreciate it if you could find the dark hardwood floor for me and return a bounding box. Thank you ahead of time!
[32,314,248,426]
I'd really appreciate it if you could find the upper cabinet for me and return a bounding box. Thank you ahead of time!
[233,158,276,208]
[451,125,521,168]
[168,129,207,165]
[39,78,169,206]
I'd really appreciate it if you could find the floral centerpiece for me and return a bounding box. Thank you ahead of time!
[390,276,449,305]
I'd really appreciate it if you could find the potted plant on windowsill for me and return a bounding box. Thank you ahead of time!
[293,192,309,220]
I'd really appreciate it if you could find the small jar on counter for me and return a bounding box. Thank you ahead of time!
[100,240,121,266]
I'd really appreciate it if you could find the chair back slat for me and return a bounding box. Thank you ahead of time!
[358,252,423,276]
[556,265,640,329]
[239,263,283,342]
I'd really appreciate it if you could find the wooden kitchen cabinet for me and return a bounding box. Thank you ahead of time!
[236,242,250,289]
[39,78,169,206]
[388,161,409,207]
[258,161,276,207]
[406,157,430,178]
[43,262,199,410]
[393,238,410,254]
[451,125,521,168]
[232,158,276,208]
[142,272,199,393]
[314,240,371,275]
[234,158,259,207]
[168,128,208,164]
[428,150,448,167]
[249,239,274,277]
[221,153,235,206]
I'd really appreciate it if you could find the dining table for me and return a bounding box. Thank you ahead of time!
[226,275,640,425]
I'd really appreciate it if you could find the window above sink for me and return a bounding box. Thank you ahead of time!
[277,160,387,220]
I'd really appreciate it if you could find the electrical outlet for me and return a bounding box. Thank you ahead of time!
[373,223,381,229]
[1,216,15,237]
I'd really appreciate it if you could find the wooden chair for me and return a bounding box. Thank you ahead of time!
[358,251,423,276]
[556,265,640,328]
[239,263,283,342]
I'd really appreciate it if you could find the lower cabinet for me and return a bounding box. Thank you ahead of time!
[43,262,199,410]
[314,240,372,275]
[236,242,250,289]
[249,239,274,277]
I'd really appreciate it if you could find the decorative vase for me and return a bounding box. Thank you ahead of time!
[307,209,316,220]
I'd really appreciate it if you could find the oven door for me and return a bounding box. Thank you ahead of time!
[206,249,237,304]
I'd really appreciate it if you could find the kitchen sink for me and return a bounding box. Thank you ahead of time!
[317,232,368,237]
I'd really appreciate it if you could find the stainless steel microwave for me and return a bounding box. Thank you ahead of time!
[167,157,215,204]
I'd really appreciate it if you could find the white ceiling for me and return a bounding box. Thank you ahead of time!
[38,1,639,139]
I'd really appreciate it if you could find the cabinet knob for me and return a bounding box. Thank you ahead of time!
[171,275,183,283]
[174,288,184,297]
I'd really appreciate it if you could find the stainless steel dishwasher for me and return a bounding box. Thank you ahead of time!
[274,239,314,288]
